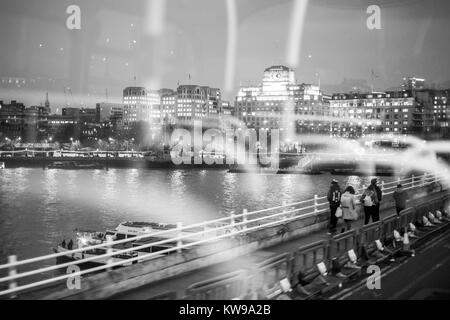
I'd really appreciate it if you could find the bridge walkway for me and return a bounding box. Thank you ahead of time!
[112,200,401,300]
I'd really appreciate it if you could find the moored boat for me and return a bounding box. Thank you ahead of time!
[46,161,105,170]
[54,220,235,267]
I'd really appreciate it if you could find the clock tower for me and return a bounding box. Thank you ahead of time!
[262,65,295,93]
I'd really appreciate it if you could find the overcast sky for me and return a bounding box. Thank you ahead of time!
[0,0,450,108]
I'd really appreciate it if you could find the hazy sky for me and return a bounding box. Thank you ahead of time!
[0,0,450,107]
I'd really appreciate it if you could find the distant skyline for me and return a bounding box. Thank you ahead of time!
[1,0,450,107]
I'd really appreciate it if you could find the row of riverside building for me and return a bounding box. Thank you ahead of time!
[235,66,448,138]
[1,66,449,144]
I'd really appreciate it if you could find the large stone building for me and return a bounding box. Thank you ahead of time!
[235,65,326,136]
[329,88,448,137]
[122,87,160,129]
[330,91,419,137]
[0,100,50,142]
[416,89,449,135]
[176,85,221,122]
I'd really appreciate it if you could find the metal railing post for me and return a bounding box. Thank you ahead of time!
[8,255,17,299]
[282,201,287,220]
[177,222,183,253]
[242,209,248,231]
[381,181,385,192]
[422,173,426,186]
[411,174,415,187]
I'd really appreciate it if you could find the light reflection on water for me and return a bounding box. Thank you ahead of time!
[0,168,397,262]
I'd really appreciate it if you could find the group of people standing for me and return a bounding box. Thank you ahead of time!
[327,177,409,234]
[327,178,383,234]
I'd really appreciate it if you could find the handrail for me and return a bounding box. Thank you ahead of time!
[0,171,444,272]
[0,207,326,296]
[0,172,445,272]
[0,171,447,296]
[0,203,323,285]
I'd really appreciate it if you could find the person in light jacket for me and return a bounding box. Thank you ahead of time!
[340,186,358,231]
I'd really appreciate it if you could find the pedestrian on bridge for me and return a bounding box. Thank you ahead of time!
[393,184,407,215]
[370,178,382,221]
[327,179,341,234]
[340,186,358,231]
[360,182,380,224]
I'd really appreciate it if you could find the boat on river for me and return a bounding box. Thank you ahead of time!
[46,161,105,170]
[54,220,232,268]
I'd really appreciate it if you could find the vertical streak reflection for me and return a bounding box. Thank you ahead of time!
[286,0,309,68]
[224,0,237,94]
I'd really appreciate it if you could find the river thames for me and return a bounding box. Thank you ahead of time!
[0,168,398,263]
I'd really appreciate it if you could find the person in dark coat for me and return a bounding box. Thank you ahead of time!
[369,178,382,222]
[327,179,341,234]
[61,239,66,248]
[360,186,378,224]
[393,184,407,215]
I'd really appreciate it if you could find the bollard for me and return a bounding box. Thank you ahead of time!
[242,209,248,231]
[8,255,17,299]
[314,195,319,214]
[177,222,183,253]
[106,237,113,271]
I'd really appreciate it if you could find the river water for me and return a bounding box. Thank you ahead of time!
[0,168,397,263]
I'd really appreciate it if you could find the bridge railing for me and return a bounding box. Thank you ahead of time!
[0,171,447,297]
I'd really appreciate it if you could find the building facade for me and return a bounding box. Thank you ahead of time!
[159,88,177,124]
[47,114,79,143]
[123,87,161,129]
[0,100,50,142]
[235,65,325,136]
[176,85,221,121]
[328,90,443,137]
